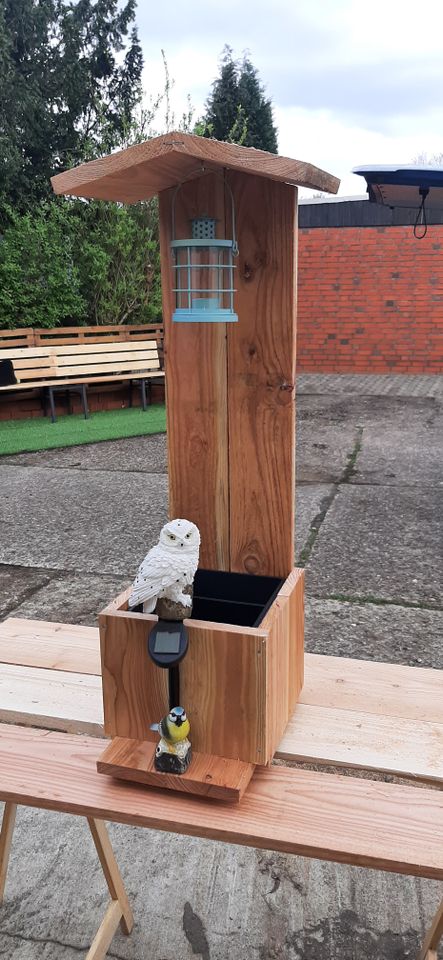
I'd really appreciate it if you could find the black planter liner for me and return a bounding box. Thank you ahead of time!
[192,569,283,628]
[132,569,284,629]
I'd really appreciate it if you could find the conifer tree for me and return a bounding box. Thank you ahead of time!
[0,0,143,210]
[200,47,278,153]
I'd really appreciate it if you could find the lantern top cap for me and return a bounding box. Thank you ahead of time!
[51,131,340,203]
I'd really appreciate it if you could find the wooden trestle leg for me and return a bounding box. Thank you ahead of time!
[418,897,443,960]
[0,806,133,960]
[85,818,133,960]
[0,802,17,901]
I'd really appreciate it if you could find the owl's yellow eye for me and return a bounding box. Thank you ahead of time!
[185,532,191,539]
[169,533,176,540]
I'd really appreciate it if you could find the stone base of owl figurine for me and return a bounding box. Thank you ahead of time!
[155,585,193,621]
[154,736,192,775]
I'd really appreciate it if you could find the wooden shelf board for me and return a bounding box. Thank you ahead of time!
[97,737,255,802]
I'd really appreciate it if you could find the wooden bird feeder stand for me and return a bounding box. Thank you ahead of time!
[52,133,339,801]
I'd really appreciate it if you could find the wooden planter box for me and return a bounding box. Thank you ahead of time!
[99,567,304,766]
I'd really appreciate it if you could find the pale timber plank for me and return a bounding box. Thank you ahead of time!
[0,663,103,735]
[0,724,441,880]
[276,703,443,783]
[0,618,101,675]
[302,653,443,724]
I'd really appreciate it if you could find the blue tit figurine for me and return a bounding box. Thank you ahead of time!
[150,707,192,775]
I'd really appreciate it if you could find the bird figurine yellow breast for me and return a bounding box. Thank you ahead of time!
[150,706,190,743]
[150,707,192,775]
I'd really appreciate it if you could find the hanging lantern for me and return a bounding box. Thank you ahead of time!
[171,184,239,323]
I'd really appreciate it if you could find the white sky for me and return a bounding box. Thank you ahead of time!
[136,0,443,197]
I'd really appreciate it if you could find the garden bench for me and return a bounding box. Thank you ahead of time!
[0,339,164,421]
[0,616,441,959]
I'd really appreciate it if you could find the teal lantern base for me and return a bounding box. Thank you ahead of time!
[173,308,238,323]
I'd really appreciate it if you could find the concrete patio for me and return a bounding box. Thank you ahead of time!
[0,372,442,959]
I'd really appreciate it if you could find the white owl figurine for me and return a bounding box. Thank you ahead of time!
[128,519,200,613]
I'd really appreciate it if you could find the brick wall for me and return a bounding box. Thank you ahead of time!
[0,381,165,421]
[297,225,443,373]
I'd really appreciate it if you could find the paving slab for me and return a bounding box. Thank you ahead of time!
[0,464,168,577]
[297,373,443,398]
[352,399,443,487]
[0,565,54,619]
[1,433,167,474]
[305,597,443,668]
[306,485,442,606]
[0,804,440,960]
[296,416,357,483]
[295,484,334,562]
[9,573,131,626]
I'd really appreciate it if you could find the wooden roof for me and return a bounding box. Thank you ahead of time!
[51,132,340,203]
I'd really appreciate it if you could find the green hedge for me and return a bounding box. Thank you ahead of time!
[0,199,162,329]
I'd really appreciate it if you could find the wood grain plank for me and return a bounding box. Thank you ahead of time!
[276,703,443,783]
[99,611,169,740]
[0,724,441,879]
[180,622,267,764]
[302,653,443,724]
[227,174,297,578]
[97,737,255,801]
[51,132,340,203]
[160,175,230,570]
[0,618,101,675]
[263,569,304,757]
[0,663,103,734]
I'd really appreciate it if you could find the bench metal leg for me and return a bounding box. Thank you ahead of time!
[0,802,17,901]
[81,384,90,420]
[48,387,57,423]
[140,379,147,411]
[86,818,133,959]
[418,896,443,960]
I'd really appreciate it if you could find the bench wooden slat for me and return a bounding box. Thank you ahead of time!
[49,340,159,356]
[0,663,103,734]
[0,348,58,360]
[56,352,159,367]
[0,723,441,879]
[0,341,158,361]
[0,337,164,395]
[0,371,164,390]
[53,360,160,376]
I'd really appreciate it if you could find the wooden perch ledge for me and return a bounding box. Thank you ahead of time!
[51,131,340,203]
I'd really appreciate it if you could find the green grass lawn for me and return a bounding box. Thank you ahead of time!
[0,405,166,456]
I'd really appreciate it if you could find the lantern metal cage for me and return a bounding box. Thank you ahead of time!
[171,183,239,322]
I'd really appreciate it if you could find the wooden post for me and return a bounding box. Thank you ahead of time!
[227,173,297,577]
[159,173,297,579]
[159,174,230,571]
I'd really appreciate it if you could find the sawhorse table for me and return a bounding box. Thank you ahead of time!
[0,617,442,960]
